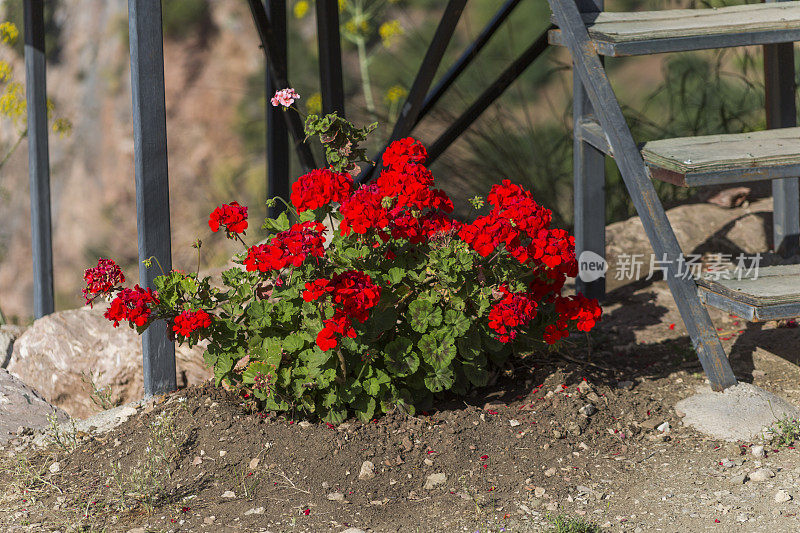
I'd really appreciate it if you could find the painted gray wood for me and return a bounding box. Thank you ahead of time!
[128,0,176,397]
[764,1,800,258]
[549,0,738,390]
[698,264,800,321]
[697,289,800,323]
[550,28,800,57]
[573,0,605,301]
[23,0,54,319]
[266,0,289,220]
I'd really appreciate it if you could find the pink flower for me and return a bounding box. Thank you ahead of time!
[271,88,300,107]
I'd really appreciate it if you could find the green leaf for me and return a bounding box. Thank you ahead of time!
[419,334,456,369]
[284,333,305,353]
[263,211,290,233]
[444,309,471,336]
[384,337,419,377]
[353,395,377,422]
[424,367,455,393]
[461,353,490,386]
[386,267,405,285]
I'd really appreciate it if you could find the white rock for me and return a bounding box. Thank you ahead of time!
[423,472,446,490]
[298,421,311,428]
[579,404,598,417]
[751,445,765,458]
[358,460,375,480]
[544,467,556,477]
[748,468,775,482]
[222,490,236,498]
[244,507,264,515]
[775,490,792,503]
[49,462,61,474]
[327,492,345,501]
[657,422,670,433]
[509,419,521,427]
[340,529,367,533]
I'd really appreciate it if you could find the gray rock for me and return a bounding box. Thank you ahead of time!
[359,460,375,480]
[730,474,748,485]
[0,325,24,369]
[340,529,367,533]
[675,383,800,442]
[579,404,597,417]
[0,368,69,444]
[327,492,345,501]
[424,472,447,490]
[751,445,765,458]
[244,507,265,515]
[7,305,210,418]
[748,468,775,482]
[221,490,235,498]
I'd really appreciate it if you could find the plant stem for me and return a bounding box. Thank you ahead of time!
[0,130,25,171]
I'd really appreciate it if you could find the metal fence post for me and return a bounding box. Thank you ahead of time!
[23,0,54,319]
[266,0,289,219]
[128,0,176,397]
[316,0,345,116]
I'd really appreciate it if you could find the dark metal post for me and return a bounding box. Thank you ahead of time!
[266,0,289,219]
[128,0,176,397]
[764,0,799,257]
[573,0,606,300]
[23,0,54,318]
[316,0,345,115]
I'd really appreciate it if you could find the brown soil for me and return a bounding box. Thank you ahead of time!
[5,272,800,532]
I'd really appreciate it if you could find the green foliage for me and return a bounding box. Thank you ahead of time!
[1,0,62,62]
[304,112,377,173]
[546,514,601,533]
[161,0,212,40]
[766,415,800,447]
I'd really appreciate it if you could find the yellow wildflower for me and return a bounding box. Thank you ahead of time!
[0,61,11,83]
[306,92,322,115]
[0,22,19,45]
[379,20,404,47]
[293,0,310,19]
[338,0,349,12]
[384,85,408,105]
[0,81,27,126]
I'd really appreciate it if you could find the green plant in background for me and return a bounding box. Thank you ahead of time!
[161,0,212,40]
[546,514,601,533]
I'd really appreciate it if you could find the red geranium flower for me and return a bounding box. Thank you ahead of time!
[208,201,248,235]
[82,258,125,305]
[172,309,213,337]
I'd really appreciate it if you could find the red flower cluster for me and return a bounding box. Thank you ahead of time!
[542,295,602,344]
[488,286,538,343]
[173,309,213,337]
[244,221,327,273]
[459,180,577,278]
[303,270,382,351]
[208,201,248,235]
[104,285,159,328]
[291,168,353,212]
[83,258,125,304]
[339,137,455,240]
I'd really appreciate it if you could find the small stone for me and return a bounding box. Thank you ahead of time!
[424,472,447,490]
[359,461,375,480]
[748,468,775,482]
[579,404,597,417]
[222,490,236,498]
[586,392,602,403]
[340,529,367,533]
[617,380,634,390]
[751,445,765,458]
[776,490,792,503]
[640,419,660,430]
[545,501,559,511]
[327,492,345,501]
[401,436,413,452]
[298,421,311,428]
[126,528,145,533]
[730,474,748,485]
[544,467,556,477]
[244,507,264,515]
[192,456,202,466]
[509,419,521,427]
[219,450,227,457]
[534,486,546,498]
[424,458,433,466]
[577,381,592,394]
[552,430,563,439]
[203,516,216,525]
[249,457,260,470]
[720,459,734,468]
[49,462,61,474]
[657,422,670,433]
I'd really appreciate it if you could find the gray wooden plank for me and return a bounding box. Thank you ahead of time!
[128,0,177,397]
[23,0,54,319]
[698,288,800,322]
[697,264,800,305]
[549,0,738,390]
[641,128,800,174]
[580,2,800,42]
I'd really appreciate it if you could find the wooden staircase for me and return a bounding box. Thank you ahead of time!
[549,0,800,391]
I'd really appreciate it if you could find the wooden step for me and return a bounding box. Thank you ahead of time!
[698,264,800,322]
[642,128,800,187]
[549,2,800,56]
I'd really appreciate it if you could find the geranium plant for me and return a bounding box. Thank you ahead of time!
[83,91,601,422]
